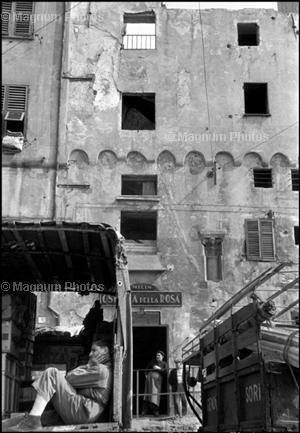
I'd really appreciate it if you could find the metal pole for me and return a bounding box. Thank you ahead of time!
[267,278,299,301]
[199,262,289,333]
[273,299,299,320]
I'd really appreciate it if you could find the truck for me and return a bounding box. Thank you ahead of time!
[182,263,299,432]
[1,221,132,431]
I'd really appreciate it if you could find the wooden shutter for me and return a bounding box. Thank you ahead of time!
[14,2,33,36]
[1,86,5,112]
[260,219,275,260]
[5,86,27,120]
[7,86,27,111]
[2,2,12,35]
[245,220,260,260]
[245,219,275,261]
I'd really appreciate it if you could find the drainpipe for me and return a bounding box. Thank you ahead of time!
[52,2,67,220]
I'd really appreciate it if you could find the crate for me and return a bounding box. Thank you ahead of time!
[2,320,22,356]
[1,354,21,417]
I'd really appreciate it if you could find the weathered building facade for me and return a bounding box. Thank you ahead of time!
[2,1,299,388]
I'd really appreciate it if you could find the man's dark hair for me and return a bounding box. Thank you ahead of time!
[93,339,109,348]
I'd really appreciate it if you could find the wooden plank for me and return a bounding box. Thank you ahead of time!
[11,230,43,281]
[113,345,122,424]
[218,340,234,359]
[36,228,56,277]
[82,231,95,283]
[203,351,216,368]
[237,327,257,350]
[57,229,74,280]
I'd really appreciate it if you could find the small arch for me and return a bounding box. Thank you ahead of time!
[270,153,290,168]
[185,151,206,174]
[215,151,234,171]
[242,152,263,168]
[157,150,176,171]
[69,149,89,167]
[127,151,147,169]
[98,150,117,168]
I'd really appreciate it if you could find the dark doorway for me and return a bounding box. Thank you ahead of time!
[133,326,168,416]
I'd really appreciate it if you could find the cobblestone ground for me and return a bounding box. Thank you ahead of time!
[124,414,200,432]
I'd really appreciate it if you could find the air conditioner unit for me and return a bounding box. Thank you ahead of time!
[2,131,24,154]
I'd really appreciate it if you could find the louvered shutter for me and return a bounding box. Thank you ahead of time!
[2,3,12,35]
[245,220,260,260]
[1,86,5,112]
[14,2,33,36]
[5,86,27,121]
[260,219,275,260]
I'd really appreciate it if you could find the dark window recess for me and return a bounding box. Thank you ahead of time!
[291,310,299,325]
[294,226,299,245]
[202,238,223,282]
[2,2,34,37]
[291,169,299,191]
[245,219,275,261]
[244,83,269,115]
[122,93,155,130]
[253,168,273,188]
[2,85,28,135]
[237,23,259,46]
[120,211,157,241]
[121,175,157,195]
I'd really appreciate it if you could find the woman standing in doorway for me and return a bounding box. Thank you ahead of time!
[142,350,168,417]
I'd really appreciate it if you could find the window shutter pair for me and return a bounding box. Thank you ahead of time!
[245,219,275,261]
[2,2,34,37]
[2,85,27,121]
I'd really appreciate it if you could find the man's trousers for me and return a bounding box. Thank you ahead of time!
[32,367,104,425]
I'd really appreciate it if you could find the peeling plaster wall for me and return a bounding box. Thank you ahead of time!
[2,2,64,219]
[8,3,296,353]
[54,3,299,351]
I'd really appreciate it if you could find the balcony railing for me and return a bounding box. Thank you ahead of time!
[133,367,201,417]
[123,35,156,50]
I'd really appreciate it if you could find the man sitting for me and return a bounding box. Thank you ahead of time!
[11,340,112,431]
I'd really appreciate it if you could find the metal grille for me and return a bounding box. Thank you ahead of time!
[253,168,273,188]
[123,35,156,50]
[291,169,299,191]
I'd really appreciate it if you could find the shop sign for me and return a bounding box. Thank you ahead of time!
[131,283,157,291]
[99,291,182,307]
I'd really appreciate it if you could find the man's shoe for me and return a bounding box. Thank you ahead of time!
[8,414,42,432]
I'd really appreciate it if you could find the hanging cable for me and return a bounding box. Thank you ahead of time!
[198,2,216,184]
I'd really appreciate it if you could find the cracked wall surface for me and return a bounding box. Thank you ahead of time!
[3,2,298,356]
[54,2,298,353]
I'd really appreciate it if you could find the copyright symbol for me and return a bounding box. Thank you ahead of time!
[1,282,10,292]
[2,12,10,21]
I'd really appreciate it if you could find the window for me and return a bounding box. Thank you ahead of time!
[244,83,269,115]
[245,219,275,261]
[2,85,28,135]
[201,237,223,282]
[237,23,259,46]
[294,226,299,245]
[121,175,157,195]
[253,168,273,188]
[2,2,34,38]
[122,93,155,130]
[120,211,157,241]
[291,169,299,191]
[123,12,155,49]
